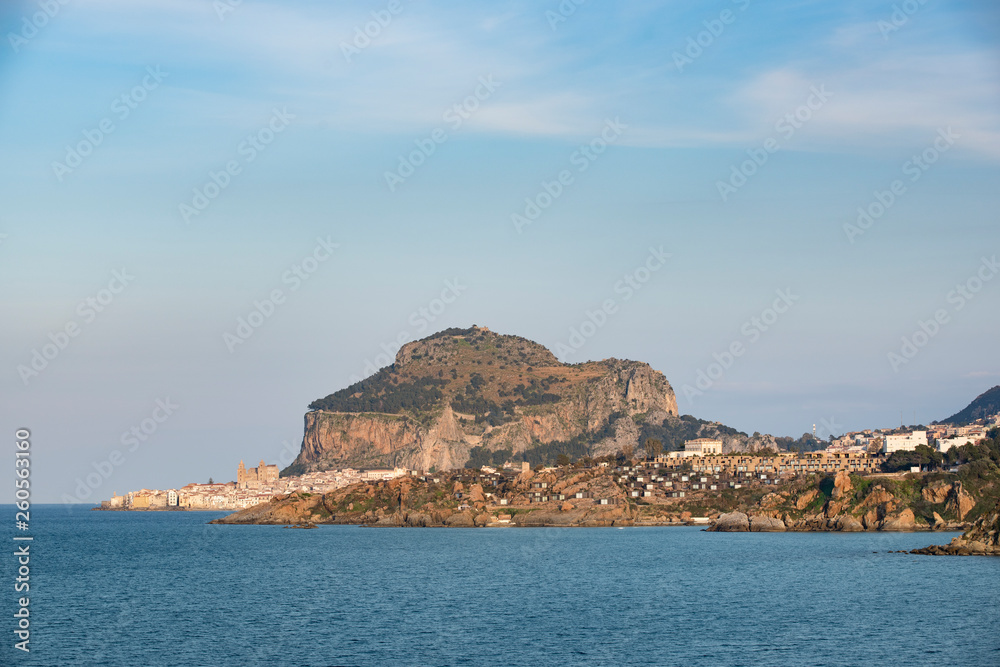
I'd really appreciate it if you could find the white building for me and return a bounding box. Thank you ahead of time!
[935,434,982,453]
[683,438,723,456]
[882,431,928,454]
[167,490,178,507]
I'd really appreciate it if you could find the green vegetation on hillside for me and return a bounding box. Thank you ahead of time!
[308,370,448,413]
[939,385,1000,425]
[638,414,743,452]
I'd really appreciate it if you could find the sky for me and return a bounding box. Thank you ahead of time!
[1,0,998,503]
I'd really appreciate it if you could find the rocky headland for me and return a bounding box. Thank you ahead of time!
[910,500,1000,556]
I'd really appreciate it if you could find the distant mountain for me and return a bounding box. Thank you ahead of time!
[940,385,1000,425]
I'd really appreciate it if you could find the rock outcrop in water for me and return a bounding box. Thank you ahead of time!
[911,501,1000,556]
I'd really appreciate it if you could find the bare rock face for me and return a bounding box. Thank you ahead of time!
[831,470,852,499]
[709,511,750,532]
[946,482,975,520]
[287,327,678,473]
[922,483,951,505]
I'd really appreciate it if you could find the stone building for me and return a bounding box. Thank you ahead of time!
[237,459,280,489]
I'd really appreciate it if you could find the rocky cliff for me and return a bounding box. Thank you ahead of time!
[285,326,678,474]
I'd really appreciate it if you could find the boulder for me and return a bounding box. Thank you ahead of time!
[835,515,864,532]
[860,485,894,508]
[561,501,575,512]
[922,484,950,505]
[825,500,843,519]
[796,489,819,510]
[750,515,786,532]
[759,493,784,509]
[881,508,917,532]
[710,511,750,532]
[468,484,485,504]
[444,511,475,527]
[404,512,431,527]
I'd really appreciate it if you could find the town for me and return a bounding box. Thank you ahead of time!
[99,413,998,513]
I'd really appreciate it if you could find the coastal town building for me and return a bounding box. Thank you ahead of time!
[648,450,880,477]
[683,438,723,456]
[935,434,984,452]
[237,460,280,489]
[882,431,928,454]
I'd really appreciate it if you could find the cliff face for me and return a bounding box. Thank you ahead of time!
[286,326,677,473]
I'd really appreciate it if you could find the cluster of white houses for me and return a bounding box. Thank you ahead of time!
[102,463,414,511]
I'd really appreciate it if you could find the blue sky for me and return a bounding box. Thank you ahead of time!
[1,0,998,502]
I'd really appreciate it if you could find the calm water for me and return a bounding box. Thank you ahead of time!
[3,505,999,667]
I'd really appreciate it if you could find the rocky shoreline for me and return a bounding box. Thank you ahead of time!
[909,505,1000,556]
[210,463,992,534]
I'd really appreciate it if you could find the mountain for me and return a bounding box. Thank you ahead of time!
[282,326,680,474]
[940,385,1000,425]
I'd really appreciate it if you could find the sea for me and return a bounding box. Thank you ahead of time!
[3,505,999,667]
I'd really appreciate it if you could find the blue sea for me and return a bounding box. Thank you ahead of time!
[3,505,999,666]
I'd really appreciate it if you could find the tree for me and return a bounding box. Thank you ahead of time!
[645,438,663,459]
[621,444,634,462]
[556,454,570,467]
[208,477,214,484]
